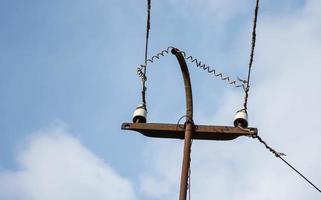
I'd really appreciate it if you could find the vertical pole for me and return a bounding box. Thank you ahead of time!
[171,48,194,200]
[179,122,193,200]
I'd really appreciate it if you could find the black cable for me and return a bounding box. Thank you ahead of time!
[253,135,321,193]
[242,0,320,193]
[176,115,187,130]
[243,0,260,111]
[141,0,151,108]
[278,156,321,193]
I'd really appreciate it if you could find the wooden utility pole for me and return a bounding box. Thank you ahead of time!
[121,48,257,200]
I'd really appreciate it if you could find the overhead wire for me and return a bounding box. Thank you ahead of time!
[238,0,321,194]
[278,156,321,193]
[252,134,321,193]
[135,0,321,196]
[239,126,321,193]
[141,0,151,109]
[243,0,260,112]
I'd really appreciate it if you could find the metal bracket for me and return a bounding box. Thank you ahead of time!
[121,122,257,141]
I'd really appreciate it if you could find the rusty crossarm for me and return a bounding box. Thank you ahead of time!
[121,122,257,141]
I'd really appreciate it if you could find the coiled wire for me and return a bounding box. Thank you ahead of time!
[137,46,244,88]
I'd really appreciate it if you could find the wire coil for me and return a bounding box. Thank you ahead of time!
[137,46,244,88]
[179,50,243,88]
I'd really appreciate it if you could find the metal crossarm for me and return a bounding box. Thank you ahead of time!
[121,122,257,141]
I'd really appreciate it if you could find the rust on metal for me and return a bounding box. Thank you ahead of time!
[179,121,192,200]
[171,48,194,200]
[121,122,257,140]
[171,48,193,121]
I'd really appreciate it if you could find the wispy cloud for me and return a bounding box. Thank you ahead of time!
[0,123,136,200]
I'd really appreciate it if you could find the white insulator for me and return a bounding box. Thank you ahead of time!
[233,109,248,128]
[132,105,147,123]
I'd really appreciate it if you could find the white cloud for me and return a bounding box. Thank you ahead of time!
[139,0,321,199]
[0,123,136,200]
[139,140,182,199]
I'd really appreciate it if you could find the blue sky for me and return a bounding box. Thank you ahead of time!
[0,0,320,199]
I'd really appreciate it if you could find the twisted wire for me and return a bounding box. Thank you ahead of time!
[137,46,174,81]
[248,132,321,193]
[252,134,321,193]
[251,134,286,157]
[141,0,151,108]
[178,50,243,88]
[243,0,260,111]
[237,125,321,193]
[238,125,284,157]
[137,46,244,89]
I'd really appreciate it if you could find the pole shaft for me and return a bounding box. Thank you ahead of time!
[179,122,193,200]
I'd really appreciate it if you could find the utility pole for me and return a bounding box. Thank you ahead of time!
[121,48,257,200]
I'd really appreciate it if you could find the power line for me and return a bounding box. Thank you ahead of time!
[278,156,321,193]
[239,0,321,194]
[241,0,321,193]
[252,134,321,193]
[243,0,260,112]
[237,126,321,193]
[134,0,321,197]
[141,0,151,108]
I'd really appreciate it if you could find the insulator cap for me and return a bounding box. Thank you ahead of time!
[132,105,147,123]
[233,109,248,128]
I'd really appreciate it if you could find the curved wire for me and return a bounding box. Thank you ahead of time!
[137,46,244,89]
[178,50,243,88]
[137,46,175,81]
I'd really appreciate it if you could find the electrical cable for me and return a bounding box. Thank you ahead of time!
[252,133,321,193]
[141,0,151,109]
[176,115,188,130]
[240,1,321,193]
[179,50,244,88]
[243,0,260,112]
[137,46,244,88]
[278,156,321,193]
[135,0,321,196]
[238,126,321,193]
